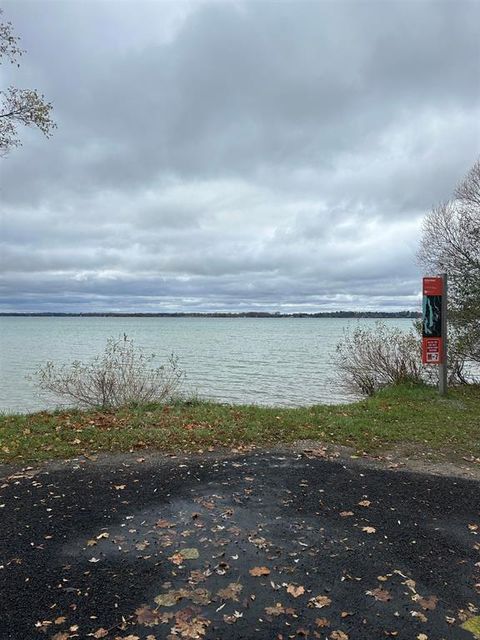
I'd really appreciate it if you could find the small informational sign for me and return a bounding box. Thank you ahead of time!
[422,276,444,364]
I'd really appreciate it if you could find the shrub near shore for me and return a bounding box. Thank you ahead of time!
[1,383,479,464]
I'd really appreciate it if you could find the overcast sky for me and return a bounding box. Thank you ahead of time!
[1,0,479,313]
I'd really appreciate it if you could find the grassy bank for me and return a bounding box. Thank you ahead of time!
[0,384,479,464]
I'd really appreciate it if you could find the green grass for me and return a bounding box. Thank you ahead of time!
[0,384,479,464]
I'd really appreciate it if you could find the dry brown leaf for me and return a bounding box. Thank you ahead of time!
[339,511,354,517]
[416,595,438,611]
[330,631,349,640]
[172,613,210,638]
[223,611,243,624]
[411,611,428,623]
[286,584,305,598]
[135,541,149,551]
[315,617,330,627]
[169,552,184,566]
[358,500,371,507]
[366,588,391,602]
[51,634,70,640]
[54,617,67,625]
[308,595,332,609]
[217,583,243,601]
[156,518,175,529]
[169,548,199,564]
[362,526,376,534]
[265,603,287,617]
[91,629,109,639]
[136,605,159,626]
[249,566,271,576]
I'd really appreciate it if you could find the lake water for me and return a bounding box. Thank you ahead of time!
[0,316,415,413]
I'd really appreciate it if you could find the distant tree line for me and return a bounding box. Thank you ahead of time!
[0,311,421,318]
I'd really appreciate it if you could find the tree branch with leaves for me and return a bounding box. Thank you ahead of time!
[0,8,56,156]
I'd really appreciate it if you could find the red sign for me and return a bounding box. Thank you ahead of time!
[422,337,443,364]
[423,277,443,296]
[422,275,444,364]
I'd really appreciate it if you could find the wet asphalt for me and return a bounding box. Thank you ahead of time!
[0,451,479,640]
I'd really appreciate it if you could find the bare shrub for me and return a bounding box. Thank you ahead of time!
[33,334,185,409]
[335,322,470,396]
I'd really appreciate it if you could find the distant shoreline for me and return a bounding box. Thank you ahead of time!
[0,311,420,318]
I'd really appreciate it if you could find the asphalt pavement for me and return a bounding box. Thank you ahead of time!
[1,451,479,640]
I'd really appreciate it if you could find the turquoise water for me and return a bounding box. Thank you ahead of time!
[0,317,414,413]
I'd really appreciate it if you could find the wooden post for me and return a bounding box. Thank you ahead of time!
[439,273,448,396]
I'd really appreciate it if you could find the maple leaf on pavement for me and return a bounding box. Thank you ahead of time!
[136,605,159,626]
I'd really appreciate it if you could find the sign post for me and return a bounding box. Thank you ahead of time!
[421,274,448,395]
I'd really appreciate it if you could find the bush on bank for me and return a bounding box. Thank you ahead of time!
[334,321,474,397]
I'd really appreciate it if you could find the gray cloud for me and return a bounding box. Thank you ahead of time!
[1,0,479,312]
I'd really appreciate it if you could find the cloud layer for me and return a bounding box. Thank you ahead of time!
[1,0,479,312]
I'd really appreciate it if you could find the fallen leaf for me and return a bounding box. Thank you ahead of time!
[189,588,211,605]
[411,611,428,623]
[339,511,354,517]
[135,541,150,551]
[217,583,243,601]
[461,615,480,638]
[286,584,305,598]
[172,611,210,638]
[249,566,271,576]
[136,605,159,626]
[366,588,391,602]
[54,617,67,625]
[156,519,175,529]
[358,500,371,507]
[51,634,69,640]
[154,592,180,607]
[315,617,330,627]
[223,611,243,624]
[265,603,287,617]
[362,526,376,534]
[308,595,332,609]
[91,630,108,639]
[169,552,184,566]
[415,595,438,611]
[417,634,428,640]
[330,631,349,640]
